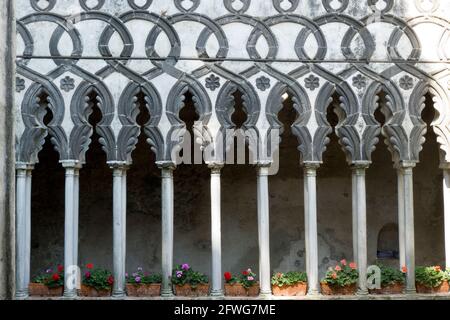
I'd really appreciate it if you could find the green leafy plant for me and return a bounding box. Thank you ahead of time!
[82,263,114,290]
[126,267,162,285]
[416,266,449,288]
[369,264,405,286]
[171,264,208,288]
[322,259,358,287]
[32,264,64,288]
[238,268,257,289]
[271,271,307,287]
[224,271,238,284]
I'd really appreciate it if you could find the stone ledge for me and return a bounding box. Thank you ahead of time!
[26,294,450,301]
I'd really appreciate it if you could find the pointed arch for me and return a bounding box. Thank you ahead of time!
[69,81,115,163]
[18,82,67,164]
[165,80,212,163]
[117,82,163,164]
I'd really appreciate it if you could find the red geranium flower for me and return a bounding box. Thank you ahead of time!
[85,271,91,278]
[52,273,60,281]
[242,270,249,276]
[331,272,337,279]
[335,265,341,271]
[86,263,94,270]
[224,272,232,282]
[401,266,407,273]
[340,259,347,266]
[349,262,357,270]
[57,265,64,273]
[107,275,114,285]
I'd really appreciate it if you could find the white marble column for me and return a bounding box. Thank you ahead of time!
[397,168,406,269]
[257,163,271,296]
[352,172,358,264]
[15,163,33,299]
[304,163,320,295]
[62,161,81,298]
[111,163,128,298]
[443,165,450,269]
[352,162,369,295]
[209,164,224,297]
[160,163,175,297]
[398,162,416,293]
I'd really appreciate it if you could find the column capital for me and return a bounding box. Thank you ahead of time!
[440,162,450,170]
[302,162,321,170]
[108,161,129,171]
[395,161,416,170]
[351,161,370,171]
[60,160,82,169]
[156,161,176,171]
[15,163,34,171]
[207,163,224,173]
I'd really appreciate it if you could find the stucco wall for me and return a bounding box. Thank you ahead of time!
[29,96,445,280]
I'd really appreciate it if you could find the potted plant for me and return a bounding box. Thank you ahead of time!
[224,271,247,296]
[29,265,64,297]
[320,260,358,295]
[126,267,162,297]
[415,266,449,294]
[80,263,114,297]
[271,271,308,296]
[171,264,209,297]
[368,264,406,294]
[223,269,259,296]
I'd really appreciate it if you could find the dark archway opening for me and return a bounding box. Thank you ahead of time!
[31,92,65,277]
[78,91,112,269]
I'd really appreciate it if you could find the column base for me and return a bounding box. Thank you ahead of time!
[210,289,224,298]
[112,290,126,299]
[405,287,417,295]
[161,288,174,298]
[259,289,272,299]
[307,288,320,296]
[15,291,29,300]
[357,288,369,296]
[63,290,78,299]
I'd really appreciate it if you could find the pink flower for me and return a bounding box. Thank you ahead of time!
[349,262,357,270]
[401,266,407,273]
[340,259,347,266]
[331,272,337,279]
[335,265,341,271]
[248,276,254,281]
[85,271,91,278]
[181,264,190,271]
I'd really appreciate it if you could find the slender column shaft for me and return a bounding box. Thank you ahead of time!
[401,165,416,293]
[15,165,32,299]
[63,163,80,298]
[160,165,175,297]
[352,164,369,295]
[112,165,127,297]
[304,163,319,295]
[257,165,271,296]
[210,164,223,297]
[443,168,450,269]
[352,172,358,264]
[397,169,406,269]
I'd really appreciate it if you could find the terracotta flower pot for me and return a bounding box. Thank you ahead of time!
[126,283,161,297]
[174,284,209,297]
[79,284,112,297]
[225,283,248,296]
[28,283,63,297]
[320,282,357,295]
[416,280,449,294]
[272,282,307,296]
[246,284,260,297]
[369,282,404,295]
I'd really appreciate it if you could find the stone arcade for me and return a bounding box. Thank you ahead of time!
[0,0,449,299]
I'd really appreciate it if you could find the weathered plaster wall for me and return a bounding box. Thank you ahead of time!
[29,97,445,279]
[0,0,15,300]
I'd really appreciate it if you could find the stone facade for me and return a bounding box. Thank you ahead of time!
[3,0,450,298]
